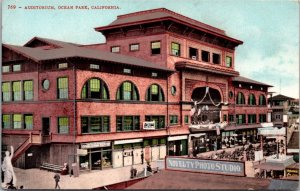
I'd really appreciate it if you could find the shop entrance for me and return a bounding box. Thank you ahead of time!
[79,147,112,171]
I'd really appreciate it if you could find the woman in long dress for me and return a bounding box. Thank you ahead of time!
[2,146,17,187]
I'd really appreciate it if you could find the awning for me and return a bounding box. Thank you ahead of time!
[114,138,143,145]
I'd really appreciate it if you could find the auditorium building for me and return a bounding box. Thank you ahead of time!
[2,8,272,170]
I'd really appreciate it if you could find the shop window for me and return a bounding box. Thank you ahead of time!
[212,53,220,64]
[2,114,11,129]
[13,64,21,72]
[236,114,246,125]
[226,56,232,67]
[2,82,11,102]
[152,139,159,146]
[171,42,180,56]
[116,116,140,131]
[146,84,164,102]
[201,50,210,62]
[236,92,245,104]
[2,65,10,73]
[184,115,189,124]
[24,114,33,130]
[90,64,100,70]
[259,95,266,105]
[259,114,267,123]
[145,115,165,129]
[248,114,257,124]
[229,115,234,122]
[248,94,256,105]
[58,63,68,69]
[23,80,33,100]
[12,81,22,101]
[151,41,161,55]
[111,46,120,53]
[58,117,69,134]
[13,114,22,129]
[159,138,166,145]
[116,81,139,101]
[130,43,139,51]
[81,116,110,133]
[81,78,109,100]
[57,77,68,99]
[169,115,178,125]
[189,47,198,60]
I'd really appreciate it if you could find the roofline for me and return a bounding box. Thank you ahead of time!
[95,17,243,45]
[3,44,40,63]
[232,78,273,87]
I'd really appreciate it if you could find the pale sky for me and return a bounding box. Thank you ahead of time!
[2,0,299,98]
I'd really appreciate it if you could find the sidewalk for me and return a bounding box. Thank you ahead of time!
[13,162,156,189]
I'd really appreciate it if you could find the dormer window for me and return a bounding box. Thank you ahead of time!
[130,44,139,51]
[151,72,158,77]
[90,64,100,70]
[171,42,180,56]
[123,68,131,74]
[13,64,21,72]
[111,46,120,53]
[201,50,210,62]
[2,65,10,73]
[58,63,68,69]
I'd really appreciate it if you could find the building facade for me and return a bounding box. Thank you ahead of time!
[2,8,271,170]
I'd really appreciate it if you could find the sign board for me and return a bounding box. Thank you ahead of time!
[81,141,111,149]
[77,149,88,156]
[166,157,245,177]
[143,121,155,130]
[254,150,263,161]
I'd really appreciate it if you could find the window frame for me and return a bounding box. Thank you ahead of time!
[151,41,161,55]
[129,43,140,52]
[57,116,69,134]
[212,53,221,64]
[248,114,257,124]
[23,80,34,101]
[58,63,68,69]
[184,115,189,124]
[2,65,10,73]
[111,46,120,53]
[236,114,246,125]
[116,115,140,132]
[259,114,267,123]
[90,64,100,70]
[226,56,232,68]
[146,84,165,102]
[116,81,139,101]
[81,116,110,134]
[171,42,181,57]
[201,50,210,62]
[13,64,21,72]
[189,47,198,60]
[57,77,68,99]
[2,114,11,129]
[2,82,11,102]
[145,115,165,129]
[12,81,22,101]
[236,92,245,105]
[169,115,178,125]
[259,95,266,105]
[81,78,109,100]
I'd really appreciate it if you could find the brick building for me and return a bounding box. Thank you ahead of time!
[2,8,272,170]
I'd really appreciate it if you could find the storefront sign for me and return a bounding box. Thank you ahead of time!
[81,141,111,149]
[286,169,299,174]
[114,138,143,145]
[168,135,188,141]
[166,157,245,177]
[143,121,155,130]
[77,149,88,156]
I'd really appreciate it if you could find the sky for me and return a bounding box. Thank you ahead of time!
[2,0,299,98]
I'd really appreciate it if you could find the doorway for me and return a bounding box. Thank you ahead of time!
[42,118,50,135]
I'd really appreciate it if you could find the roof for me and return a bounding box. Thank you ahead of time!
[175,61,239,76]
[3,37,174,73]
[126,170,271,190]
[232,76,273,87]
[95,8,243,45]
[271,94,295,101]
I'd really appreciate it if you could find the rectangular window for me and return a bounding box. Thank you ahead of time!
[123,68,131,74]
[226,56,232,67]
[57,77,68,99]
[201,50,210,62]
[236,114,246,125]
[184,115,189,124]
[90,64,100,70]
[12,81,22,101]
[116,116,140,131]
[130,44,139,51]
[2,82,11,102]
[24,114,33,130]
[2,65,10,73]
[248,114,257,124]
[13,64,21,72]
[58,117,69,134]
[213,53,220,64]
[145,115,165,129]
[189,47,198,60]
[58,63,68,69]
[13,114,22,129]
[229,115,234,122]
[169,115,178,125]
[111,46,120,53]
[223,115,227,122]
[23,80,33,100]
[151,72,158,77]
[171,42,180,56]
[151,41,161,55]
[2,114,11,129]
[275,114,281,119]
[259,114,267,123]
[81,116,110,133]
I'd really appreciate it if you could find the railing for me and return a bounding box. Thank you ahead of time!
[12,137,31,162]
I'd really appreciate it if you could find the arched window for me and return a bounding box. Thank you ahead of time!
[81,78,109,99]
[116,81,139,101]
[146,84,165,101]
[259,94,266,105]
[248,94,256,105]
[236,92,245,104]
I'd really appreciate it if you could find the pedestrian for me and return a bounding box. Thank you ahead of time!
[54,173,60,189]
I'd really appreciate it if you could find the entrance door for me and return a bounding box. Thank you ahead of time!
[42,118,50,135]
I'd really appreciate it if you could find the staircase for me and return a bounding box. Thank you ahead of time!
[12,133,42,163]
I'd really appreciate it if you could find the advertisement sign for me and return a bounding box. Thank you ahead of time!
[166,157,245,177]
[81,141,111,149]
[143,121,155,130]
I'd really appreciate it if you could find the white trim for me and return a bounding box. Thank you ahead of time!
[189,133,206,138]
[168,135,188,141]
[114,138,143,145]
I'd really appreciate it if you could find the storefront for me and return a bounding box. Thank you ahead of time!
[79,141,112,171]
[286,163,299,177]
[167,135,188,156]
[234,129,258,145]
